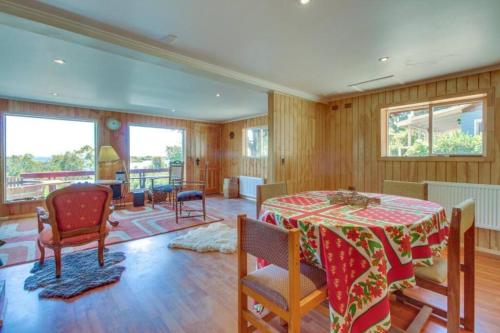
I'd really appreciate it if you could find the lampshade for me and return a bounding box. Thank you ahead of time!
[98,146,120,163]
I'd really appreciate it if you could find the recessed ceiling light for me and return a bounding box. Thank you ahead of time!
[299,0,311,4]
[53,58,66,65]
[379,56,390,62]
[51,92,59,97]
[216,93,221,97]
[161,34,178,44]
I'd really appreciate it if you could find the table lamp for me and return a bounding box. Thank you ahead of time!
[98,146,128,181]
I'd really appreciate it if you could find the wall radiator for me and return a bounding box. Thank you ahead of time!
[427,181,500,231]
[239,176,264,199]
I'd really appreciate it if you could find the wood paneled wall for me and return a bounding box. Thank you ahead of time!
[326,70,500,254]
[0,99,221,218]
[221,116,268,184]
[268,92,329,194]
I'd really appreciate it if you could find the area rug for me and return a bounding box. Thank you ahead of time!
[0,202,223,267]
[168,222,236,253]
[24,248,126,299]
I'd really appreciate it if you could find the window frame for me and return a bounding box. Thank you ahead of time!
[380,91,493,162]
[2,113,98,204]
[128,123,186,172]
[242,126,268,159]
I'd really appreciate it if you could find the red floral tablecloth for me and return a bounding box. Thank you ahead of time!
[259,191,448,333]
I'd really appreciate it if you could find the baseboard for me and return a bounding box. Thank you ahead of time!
[476,246,500,258]
[0,213,36,221]
[239,195,256,201]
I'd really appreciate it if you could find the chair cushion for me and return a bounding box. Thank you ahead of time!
[177,190,203,201]
[414,256,447,284]
[153,184,174,193]
[38,225,108,247]
[241,263,326,310]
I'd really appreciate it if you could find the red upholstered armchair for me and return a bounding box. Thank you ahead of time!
[36,184,113,278]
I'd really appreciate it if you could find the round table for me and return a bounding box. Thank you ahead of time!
[259,190,448,333]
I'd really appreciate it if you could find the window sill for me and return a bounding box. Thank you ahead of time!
[379,155,492,162]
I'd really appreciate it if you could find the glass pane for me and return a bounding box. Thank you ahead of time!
[129,126,184,189]
[432,100,483,155]
[246,128,260,157]
[5,116,95,202]
[387,108,429,156]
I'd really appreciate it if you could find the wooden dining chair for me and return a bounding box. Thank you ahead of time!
[382,180,428,200]
[256,182,287,218]
[237,214,327,333]
[394,198,475,333]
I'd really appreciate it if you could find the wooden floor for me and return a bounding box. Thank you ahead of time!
[0,195,499,333]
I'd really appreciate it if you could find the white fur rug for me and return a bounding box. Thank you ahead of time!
[168,222,236,254]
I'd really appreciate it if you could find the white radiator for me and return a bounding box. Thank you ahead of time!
[427,181,500,231]
[239,176,264,199]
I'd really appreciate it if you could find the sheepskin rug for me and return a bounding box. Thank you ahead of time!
[168,222,236,253]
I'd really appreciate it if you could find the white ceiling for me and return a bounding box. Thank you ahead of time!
[1,0,500,121]
[36,0,500,98]
[0,13,268,122]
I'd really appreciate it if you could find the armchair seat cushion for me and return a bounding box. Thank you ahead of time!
[38,225,109,247]
[177,190,203,201]
[414,256,447,284]
[241,263,326,310]
[153,184,174,193]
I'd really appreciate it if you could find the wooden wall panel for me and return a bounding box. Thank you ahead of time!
[0,99,221,218]
[268,92,328,194]
[220,116,268,185]
[327,69,500,255]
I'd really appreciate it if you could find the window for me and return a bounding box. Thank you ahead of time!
[382,95,486,157]
[243,127,268,158]
[4,115,96,202]
[129,125,184,189]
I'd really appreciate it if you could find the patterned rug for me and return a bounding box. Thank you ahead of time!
[0,202,223,267]
[24,248,126,299]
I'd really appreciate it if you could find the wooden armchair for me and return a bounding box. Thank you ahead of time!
[36,184,113,278]
[382,180,428,200]
[173,164,207,224]
[256,183,287,219]
[394,198,475,333]
[237,214,327,333]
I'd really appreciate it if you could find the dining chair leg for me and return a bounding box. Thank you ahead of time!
[288,316,300,333]
[37,240,45,265]
[54,247,62,278]
[175,201,179,224]
[238,291,248,333]
[463,226,475,331]
[98,237,105,266]
[202,196,206,221]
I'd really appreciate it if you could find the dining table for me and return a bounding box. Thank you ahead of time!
[258,190,449,333]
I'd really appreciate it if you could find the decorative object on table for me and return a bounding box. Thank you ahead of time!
[115,171,126,182]
[237,214,327,333]
[147,160,184,206]
[0,280,5,327]
[256,182,287,219]
[24,248,125,299]
[259,191,449,333]
[394,198,475,332]
[132,189,146,207]
[383,180,428,200]
[168,222,236,253]
[223,177,239,199]
[36,184,113,278]
[328,190,380,207]
[105,117,122,131]
[173,164,207,224]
